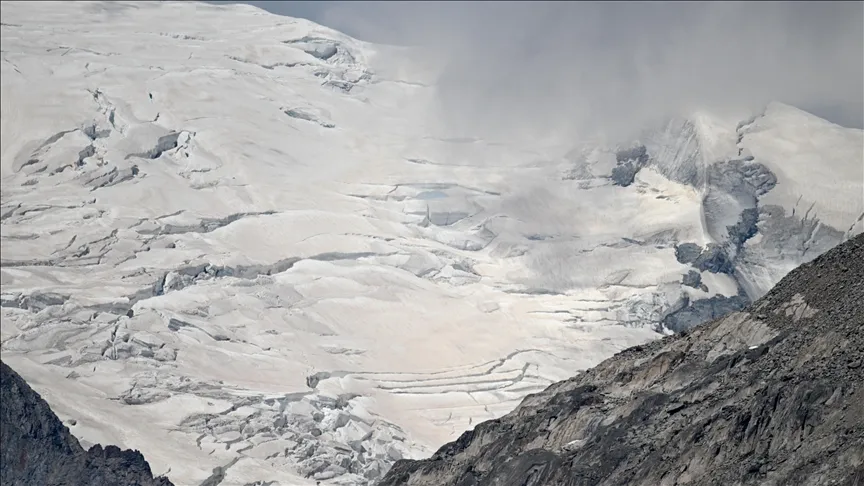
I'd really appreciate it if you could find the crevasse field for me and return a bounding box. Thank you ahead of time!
[1,2,862,485]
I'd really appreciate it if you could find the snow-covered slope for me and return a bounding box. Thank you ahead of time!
[1,2,861,485]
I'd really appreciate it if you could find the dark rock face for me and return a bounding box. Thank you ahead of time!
[692,243,735,274]
[381,234,864,486]
[662,293,749,333]
[681,270,705,291]
[0,361,174,486]
[674,243,702,264]
[610,145,649,187]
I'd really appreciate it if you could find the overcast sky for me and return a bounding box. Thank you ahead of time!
[215,1,863,137]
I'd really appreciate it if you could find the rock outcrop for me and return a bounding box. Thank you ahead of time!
[0,361,173,486]
[381,234,864,486]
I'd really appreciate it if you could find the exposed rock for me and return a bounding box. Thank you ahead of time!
[662,293,749,332]
[0,360,173,486]
[693,243,735,274]
[674,242,703,264]
[681,269,704,290]
[727,206,760,250]
[77,145,95,165]
[674,242,737,275]
[198,458,238,486]
[381,233,864,486]
[610,145,650,187]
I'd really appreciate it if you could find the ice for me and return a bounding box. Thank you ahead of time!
[740,102,863,233]
[1,2,861,485]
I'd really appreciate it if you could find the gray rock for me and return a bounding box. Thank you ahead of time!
[727,206,760,250]
[77,145,95,165]
[381,234,864,486]
[609,163,641,187]
[662,293,750,332]
[674,243,702,264]
[1,360,173,486]
[610,145,649,187]
[675,242,737,276]
[693,243,735,274]
[681,269,703,289]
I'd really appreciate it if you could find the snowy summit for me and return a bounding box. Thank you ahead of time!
[1,2,862,485]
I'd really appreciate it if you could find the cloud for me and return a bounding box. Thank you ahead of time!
[241,1,863,139]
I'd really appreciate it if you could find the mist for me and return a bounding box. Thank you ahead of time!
[232,1,864,142]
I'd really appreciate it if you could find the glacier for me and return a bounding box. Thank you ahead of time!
[1,2,862,485]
